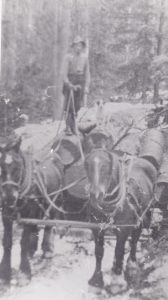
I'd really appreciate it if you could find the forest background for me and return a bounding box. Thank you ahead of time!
[1,0,168,125]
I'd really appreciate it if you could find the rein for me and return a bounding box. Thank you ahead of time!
[2,180,20,187]
[87,148,155,229]
[48,175,86,196]
[10,149,88,216]
[99,156,127,217]
[126,180,156,227]
[34,168,88,215]
[88,149,127,212]
[54,88,85,162]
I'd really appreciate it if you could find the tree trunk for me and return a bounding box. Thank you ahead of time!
[2,0,18,92]
[153,81,159,103]
[52,0,71,121]
[153,0,165,103]
[0,0,3,80]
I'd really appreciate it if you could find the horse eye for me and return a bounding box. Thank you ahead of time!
[10,163,19,175]
[1,167,7,179]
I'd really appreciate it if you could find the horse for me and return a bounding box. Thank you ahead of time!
[0,135,64,284]
[84,147,159,293]
[0,129,161,292]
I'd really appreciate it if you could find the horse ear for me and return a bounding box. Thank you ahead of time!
[0,137,8,153]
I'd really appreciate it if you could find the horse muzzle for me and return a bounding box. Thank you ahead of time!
[90,186,106,210]
[1,185,19,208]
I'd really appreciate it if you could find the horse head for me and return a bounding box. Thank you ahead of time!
[0,136,23,208]
[85,149,120,211]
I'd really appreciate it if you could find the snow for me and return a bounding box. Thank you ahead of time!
[15,120,65,152]
[0,231,130,300]
[14,102,153,155]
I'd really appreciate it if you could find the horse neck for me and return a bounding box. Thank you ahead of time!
[109,152,122,184]
[102,153,127,212]
[19,151,34,197]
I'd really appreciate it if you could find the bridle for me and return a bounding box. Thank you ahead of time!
[1,170,24,188]
[85,148,115,192]
[85,147,128,214]
[1,153,25,189]
[0,153,25,209]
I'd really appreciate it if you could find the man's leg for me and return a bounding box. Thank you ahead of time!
[70,89,81,134]
[64,93,74,135]
[63,84,72,134]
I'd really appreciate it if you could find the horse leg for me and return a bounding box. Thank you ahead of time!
[112,228,129,275]
[129,226,142,262]
[41,226,55,258]
[125,226,142,284]
[88,230,104,288]
[0,214,13,282]
[106,229,129,295]
[28,225,39,258]
[19,225,32,283]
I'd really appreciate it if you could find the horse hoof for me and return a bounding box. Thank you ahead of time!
[105,273,127,295]
[17,272,31,287]
[88,271,104,288]
[42,251,55,259]
[29,250,37,259]
[0,278,10,286]
[11,278,18,286]
[88,285,103,295]
[125,259,141,285]
[0,265,11,283]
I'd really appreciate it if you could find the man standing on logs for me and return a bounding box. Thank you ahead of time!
[63,36,90,135]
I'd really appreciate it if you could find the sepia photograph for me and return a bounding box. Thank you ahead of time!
[0,0,168,299]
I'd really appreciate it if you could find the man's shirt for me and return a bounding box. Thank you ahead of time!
[64,51,90,93]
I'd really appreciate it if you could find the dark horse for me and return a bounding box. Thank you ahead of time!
[0,131,161,293]
[0,136,64,284]
[84,148,158,293]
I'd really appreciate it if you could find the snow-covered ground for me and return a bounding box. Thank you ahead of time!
[0,102,168,300]
[15,101,153,155]
[15,119,65,152]
[0,230,130,300]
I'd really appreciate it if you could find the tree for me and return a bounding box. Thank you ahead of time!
[1,0,168,122]
[152,0,167,102]
[52,0,71,120]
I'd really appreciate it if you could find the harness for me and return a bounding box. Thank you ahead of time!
[87,148,156,229]
[1,144,157,227]
[55,89,85,162]
[1,147,89,216]
[90,150,127,216]
[1,154,25,190]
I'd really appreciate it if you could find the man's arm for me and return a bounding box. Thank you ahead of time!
[63,54,73,88]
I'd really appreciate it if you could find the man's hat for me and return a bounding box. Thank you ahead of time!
[71,36,86,47]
